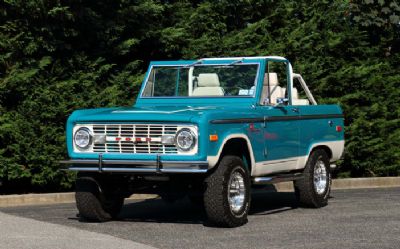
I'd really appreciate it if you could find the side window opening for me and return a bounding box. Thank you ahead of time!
[260,61,288,105]
[292,76,312,106]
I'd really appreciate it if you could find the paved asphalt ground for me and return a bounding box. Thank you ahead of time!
[1,187,399,249]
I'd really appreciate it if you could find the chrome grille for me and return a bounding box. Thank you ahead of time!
[92,124,178,154]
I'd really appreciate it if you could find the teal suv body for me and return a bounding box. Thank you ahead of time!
[61,56,344,227]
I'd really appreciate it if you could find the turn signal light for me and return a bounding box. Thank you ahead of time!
[209,134,218,141]
[336,126,342,132]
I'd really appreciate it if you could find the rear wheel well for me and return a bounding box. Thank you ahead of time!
[219,138,252,173]
[310,145,332,160]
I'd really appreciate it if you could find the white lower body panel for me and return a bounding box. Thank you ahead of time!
[252,140,344,177]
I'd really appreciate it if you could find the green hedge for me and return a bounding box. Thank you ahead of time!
[0,0,399,193]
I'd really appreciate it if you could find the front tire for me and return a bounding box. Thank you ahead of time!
[75,176,124,222]
[294,149,332,208]
[204,155,250,227]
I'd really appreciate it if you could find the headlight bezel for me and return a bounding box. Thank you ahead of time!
[175,128,197,152]
[73,127,93,150]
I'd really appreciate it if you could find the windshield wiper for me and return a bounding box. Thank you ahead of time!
[184,58,242,68]
[184,59,203,68]
[229,58,244,65]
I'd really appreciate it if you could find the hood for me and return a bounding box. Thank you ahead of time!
[68,105,227,123]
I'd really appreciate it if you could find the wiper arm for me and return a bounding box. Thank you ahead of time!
[184,59,203,68]
[229,58,244,65]
[185,58,242,68]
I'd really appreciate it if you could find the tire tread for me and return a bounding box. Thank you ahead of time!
[294,149,331,208]
[204,156,250,227]
[75,177,123,222]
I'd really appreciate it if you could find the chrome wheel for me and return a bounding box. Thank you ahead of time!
[313,159,327,195]
[228,171,246,213]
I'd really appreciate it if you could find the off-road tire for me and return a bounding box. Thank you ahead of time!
[204,155,250,227]
[75,176,124,222]
[294,149,331,208]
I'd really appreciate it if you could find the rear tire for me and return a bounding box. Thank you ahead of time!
[75,176,124,222]
[294,149,331,208]
[204,155,250,227]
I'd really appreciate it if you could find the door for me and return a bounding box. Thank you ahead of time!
[256,60,300,176]
[261,106,300,175]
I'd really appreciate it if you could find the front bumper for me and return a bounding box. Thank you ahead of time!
[60,156,208,174]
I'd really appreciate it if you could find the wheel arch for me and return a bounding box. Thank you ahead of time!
[207,134,256,176]
[306,140,344,163]
[309,145,332,160]
[297,141,344,169]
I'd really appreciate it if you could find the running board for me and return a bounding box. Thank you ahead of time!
[252,173,303,185]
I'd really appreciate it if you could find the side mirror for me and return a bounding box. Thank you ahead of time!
[276,98,289,106]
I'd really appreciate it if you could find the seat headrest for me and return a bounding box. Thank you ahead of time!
[198,73,220,87]
[263,73,279,86]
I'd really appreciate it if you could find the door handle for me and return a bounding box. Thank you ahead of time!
[262,116,267,128]
[291,108,299,113]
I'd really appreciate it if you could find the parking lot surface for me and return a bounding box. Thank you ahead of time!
[1,187,399,249]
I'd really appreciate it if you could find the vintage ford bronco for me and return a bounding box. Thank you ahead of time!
[61,56,344,227]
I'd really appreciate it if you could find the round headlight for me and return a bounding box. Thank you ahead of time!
[74,127,92,149]
[175,128,196,151]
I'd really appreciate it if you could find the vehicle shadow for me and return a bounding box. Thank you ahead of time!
[114,185,298,226]
[250,185,298,216]
[117,198,205,224]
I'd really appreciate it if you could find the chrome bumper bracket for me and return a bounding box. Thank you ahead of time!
[98,153,103,172]
[156,154,162,174]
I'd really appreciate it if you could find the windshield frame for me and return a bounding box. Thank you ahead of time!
[136,58,266,107]
[139,62,261,99]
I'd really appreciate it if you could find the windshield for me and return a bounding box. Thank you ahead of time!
[141,64,259,98]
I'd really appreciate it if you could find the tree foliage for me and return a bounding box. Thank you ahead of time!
[0,0,399,192]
